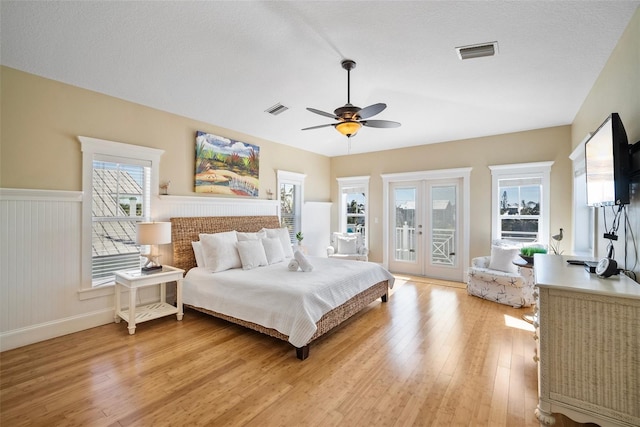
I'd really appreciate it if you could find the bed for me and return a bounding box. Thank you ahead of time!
[171,215,394,360]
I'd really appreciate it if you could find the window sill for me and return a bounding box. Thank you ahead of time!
[77,283,115,301]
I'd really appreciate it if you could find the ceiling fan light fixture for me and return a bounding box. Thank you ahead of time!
[336,121,362,137]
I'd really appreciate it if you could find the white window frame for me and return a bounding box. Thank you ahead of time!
[277,170,306,242]
[337,176,370,246]
[78,136,164,298]
[489,161,553,245]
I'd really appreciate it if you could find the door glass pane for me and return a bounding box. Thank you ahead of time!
[394,187,416,262]
[431,185,456,266]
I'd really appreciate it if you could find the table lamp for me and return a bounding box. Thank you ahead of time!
[136,221,171,272]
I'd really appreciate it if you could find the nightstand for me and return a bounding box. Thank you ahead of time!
[114,266,185,334]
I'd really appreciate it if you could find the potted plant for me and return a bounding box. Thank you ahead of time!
[295,231,304,246]
[519,246,547,264]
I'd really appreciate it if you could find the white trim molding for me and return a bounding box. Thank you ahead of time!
[78,136,165,293]
[0,188,83,201]
[336,175,370,244]
[489,161,554,244]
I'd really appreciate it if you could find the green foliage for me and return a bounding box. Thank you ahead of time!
[295,231,304,242]
[520,246,547,257]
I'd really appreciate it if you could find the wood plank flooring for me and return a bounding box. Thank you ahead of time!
[1,276,588,426]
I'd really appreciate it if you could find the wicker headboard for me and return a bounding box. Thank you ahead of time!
[171,215,281,272]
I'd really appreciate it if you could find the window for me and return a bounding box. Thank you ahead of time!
[80,137,164,291]
[489,162,553,244]
[277,170,305,243]
[337,176,369,242]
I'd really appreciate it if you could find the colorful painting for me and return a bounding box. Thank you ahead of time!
[195,131,260,197]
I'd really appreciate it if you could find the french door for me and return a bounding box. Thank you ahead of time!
[388,178,463,281]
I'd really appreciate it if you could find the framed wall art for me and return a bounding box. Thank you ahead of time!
[195,131,260,197]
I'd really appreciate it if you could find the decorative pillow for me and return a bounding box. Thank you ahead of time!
[191,241,205,267]
[262,228,294,258]
[237,230,267,241]
[199,231,241,272]
[337,236,358,254]
[488,245,520,273]
[261,237,285,264]
[236,240,268,270]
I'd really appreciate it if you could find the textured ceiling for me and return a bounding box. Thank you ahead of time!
[1,1,638,157]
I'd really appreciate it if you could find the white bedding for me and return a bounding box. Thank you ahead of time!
[183,257,395,347]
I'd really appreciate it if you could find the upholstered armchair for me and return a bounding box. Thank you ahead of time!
[327,232,368,262]
[467,242,536,308]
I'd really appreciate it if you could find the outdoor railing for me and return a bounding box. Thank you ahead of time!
[394,225,456,265]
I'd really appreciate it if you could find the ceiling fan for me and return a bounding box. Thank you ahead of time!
[302,59,401,138]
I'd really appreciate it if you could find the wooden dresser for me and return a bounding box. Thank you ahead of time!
[533,254,640,427]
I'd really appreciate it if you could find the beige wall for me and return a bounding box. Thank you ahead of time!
[572,7,640,150]
[330,126,573,263]
[0,66,331,201]
[571,7,639,279]
[4,2,637,275]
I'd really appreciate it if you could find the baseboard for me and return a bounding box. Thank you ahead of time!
[0,308,114,352]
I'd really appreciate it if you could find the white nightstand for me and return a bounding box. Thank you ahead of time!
[114,265,185,335]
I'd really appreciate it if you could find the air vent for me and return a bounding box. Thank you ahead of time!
[455,41,499,60]
[265,103,289,116]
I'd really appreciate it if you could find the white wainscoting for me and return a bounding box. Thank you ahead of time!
[0,189,282,351]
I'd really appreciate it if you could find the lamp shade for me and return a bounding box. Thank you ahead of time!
[335,120,362,137]
[136,222,171,245]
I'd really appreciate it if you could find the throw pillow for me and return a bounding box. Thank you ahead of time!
[237,240,268,270]
[262,227,294,258]
[337,236,357,254]
[488,245,520,274]
[261,237,285,264]
[237,230,267,241]
[191,241,205,267]
[199,231,242,272]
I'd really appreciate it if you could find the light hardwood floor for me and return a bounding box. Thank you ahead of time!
[1,276,588,426]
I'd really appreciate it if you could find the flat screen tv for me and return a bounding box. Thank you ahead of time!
[585,113,630,206]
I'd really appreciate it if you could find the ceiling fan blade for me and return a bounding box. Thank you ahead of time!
[361,120,401,128]
[301,123,336,131]
[307,107,339,120]
[357,103,386,119]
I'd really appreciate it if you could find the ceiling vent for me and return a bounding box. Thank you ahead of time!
[455,41,499,60]
[265,103,289,116]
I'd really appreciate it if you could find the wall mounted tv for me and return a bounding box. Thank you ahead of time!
[585,113,630,206]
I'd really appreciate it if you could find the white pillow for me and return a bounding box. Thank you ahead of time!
[192,241,205,267]
[262,228,294,258]
[237,240,268,270]
[237,230,266,241]
[199,231,241,272]
[337,236,358,254]
[488,245,520,273]
[261,237,285,264]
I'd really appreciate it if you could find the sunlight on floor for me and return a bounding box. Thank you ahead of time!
[391,274,466,290]
[504,314,535,332]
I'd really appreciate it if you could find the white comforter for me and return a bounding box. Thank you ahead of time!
[183,257,395,347]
